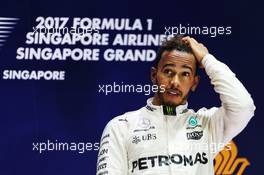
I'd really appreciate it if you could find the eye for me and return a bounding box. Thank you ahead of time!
[163,69,175,77]
[182,71,190,77]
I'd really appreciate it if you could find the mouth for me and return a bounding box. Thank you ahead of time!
[166,89,182,96]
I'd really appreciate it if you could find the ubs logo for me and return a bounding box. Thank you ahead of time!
[132,133,157,144]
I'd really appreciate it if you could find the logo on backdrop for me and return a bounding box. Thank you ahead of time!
[0,17,19,49]
[214,141,250,175]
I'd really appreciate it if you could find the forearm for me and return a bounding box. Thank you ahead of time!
[202,54,255,111]
[202,54,255,142]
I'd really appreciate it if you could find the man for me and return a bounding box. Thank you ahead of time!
[96,35,255,175]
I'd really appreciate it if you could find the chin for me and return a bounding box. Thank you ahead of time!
[163,97,182,107]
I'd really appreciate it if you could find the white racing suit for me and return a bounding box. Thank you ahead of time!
[96,54,256,175]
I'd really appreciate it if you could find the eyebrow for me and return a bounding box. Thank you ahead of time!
[182,65,193,72]
[162,64,193,72]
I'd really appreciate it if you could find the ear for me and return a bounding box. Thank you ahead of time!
[191,75,200,92]
[151,67,157,84]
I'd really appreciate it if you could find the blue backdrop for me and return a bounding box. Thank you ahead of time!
[0,0,263,174]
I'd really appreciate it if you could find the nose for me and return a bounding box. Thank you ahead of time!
[170,74,180,88]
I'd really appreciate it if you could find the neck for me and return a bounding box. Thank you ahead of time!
[152,93,187,106]
[152,93,161,106]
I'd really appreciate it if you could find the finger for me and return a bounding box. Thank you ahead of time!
[182,36,190,40]
[182,36,191,42]
[191,37,199,44]
[182,36,192,46]
[198,63,204,69]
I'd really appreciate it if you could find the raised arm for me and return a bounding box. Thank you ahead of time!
[182,36,256,144]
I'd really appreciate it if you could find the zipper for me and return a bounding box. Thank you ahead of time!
[165,115,173,175]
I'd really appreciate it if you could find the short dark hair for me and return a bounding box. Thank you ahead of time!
[154,35,194,68]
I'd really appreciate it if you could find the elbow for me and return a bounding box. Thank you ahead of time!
[228,94,256,117]
[248,99,256,116]
[238,96,256,117]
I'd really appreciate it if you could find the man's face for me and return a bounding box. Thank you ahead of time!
[151,50,199,106]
